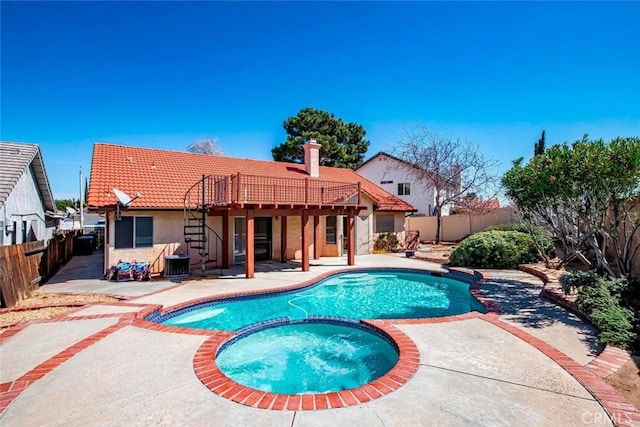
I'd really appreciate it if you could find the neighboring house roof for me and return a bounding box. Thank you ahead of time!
[451,198,500,214]
[357,151,417,170]
[0,142,56,212]
[88,143,415,212]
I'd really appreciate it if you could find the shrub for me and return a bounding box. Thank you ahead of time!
[559,270,599,295]
[373,233,399,253]
[572,274,637,349]
[449,230,541,269]
[575,277,616,314]
[483,222,533,233]
[591,305,636,348]
[483,223,554,257]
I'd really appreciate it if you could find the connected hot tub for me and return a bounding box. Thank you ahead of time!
[215,318,399,394]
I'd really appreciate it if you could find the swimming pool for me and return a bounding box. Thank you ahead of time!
[216,319,399,394]
[157,269,485,331]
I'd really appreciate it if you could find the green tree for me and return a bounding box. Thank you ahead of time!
[271,107,369,169]
[55,199,79,212]
[503,135,640,276]
[84,177,89,206]
[534,130,545,156]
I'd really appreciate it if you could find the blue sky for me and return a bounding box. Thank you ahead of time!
[2,1,638,200]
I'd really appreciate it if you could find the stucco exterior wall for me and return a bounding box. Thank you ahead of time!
[105,210,187,274]
[1,166,48,246]
[357,154,436,216]
[356,199,375,255]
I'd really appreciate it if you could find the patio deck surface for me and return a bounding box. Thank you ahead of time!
[1,253,638,426]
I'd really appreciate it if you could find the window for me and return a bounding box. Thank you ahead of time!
[115,216,153,249]
[397,182,410,195]
[11,221,17,245]
[28,220,37,242]
[380,180,393,184]
[375,215,395,233]
[326,216,337,244]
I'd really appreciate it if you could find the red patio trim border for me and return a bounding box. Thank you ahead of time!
[139,265,478,319]
[482,315,639,426]
[191,321,420,410]
[3,266,634,421]
[0,313,135,413]
[586,345,633,379]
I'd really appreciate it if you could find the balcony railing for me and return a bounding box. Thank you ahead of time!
[185,173,361,209]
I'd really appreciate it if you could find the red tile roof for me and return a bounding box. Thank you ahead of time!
[88,143,415,212]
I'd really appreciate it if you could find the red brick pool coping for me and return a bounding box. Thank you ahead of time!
[1,267,637,423]
[130,267,498,411]
[189,321,421,410]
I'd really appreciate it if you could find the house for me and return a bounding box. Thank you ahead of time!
[87,141,416,278]
[449,196,500,215]
[0,142,58,246]
[356,151,457,217]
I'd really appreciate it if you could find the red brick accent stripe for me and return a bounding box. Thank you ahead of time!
[146,266,493,328]
[482,315,639,426]
[586,346,633,379]
[192,321,420,410]
[0,313,136,414]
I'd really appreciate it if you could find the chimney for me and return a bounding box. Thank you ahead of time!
[303,138,321,178]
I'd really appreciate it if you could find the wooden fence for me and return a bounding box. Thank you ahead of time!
[0,231,78,308]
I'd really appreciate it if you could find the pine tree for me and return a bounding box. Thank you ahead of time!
[534,130,546,156]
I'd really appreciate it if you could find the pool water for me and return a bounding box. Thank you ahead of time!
[216,322,399,394]
[163,270,485,331]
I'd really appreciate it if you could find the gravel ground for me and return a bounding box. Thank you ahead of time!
[0,292,120,331]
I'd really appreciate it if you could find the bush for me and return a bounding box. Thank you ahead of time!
[570,274,637,349]
[449,230,542,269]
[591,305,636,348]
[483,223,554,257]
[373,233,399,253]
[483,222,534,233]
[559,270,599,295]
[575,277,616,314]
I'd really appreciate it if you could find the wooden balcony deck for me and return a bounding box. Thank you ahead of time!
[185,173,362,210]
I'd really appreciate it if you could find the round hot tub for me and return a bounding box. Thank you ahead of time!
[215,319,399,395]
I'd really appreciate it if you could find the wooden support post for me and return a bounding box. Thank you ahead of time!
[281,215,287,263]
[347,210,355,266]
[302,210,310,271]
[246,210,254,278]
[304,178,309,205]
[313,215,320,260]
[222,211,229,268]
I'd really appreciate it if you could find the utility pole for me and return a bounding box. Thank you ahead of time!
[79,166,84,231]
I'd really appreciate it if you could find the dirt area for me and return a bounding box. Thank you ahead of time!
[0,292,121,331]
[605,356,640,409]
[413,243,457,264]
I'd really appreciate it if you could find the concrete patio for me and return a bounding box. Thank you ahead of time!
[1,253,637,426]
